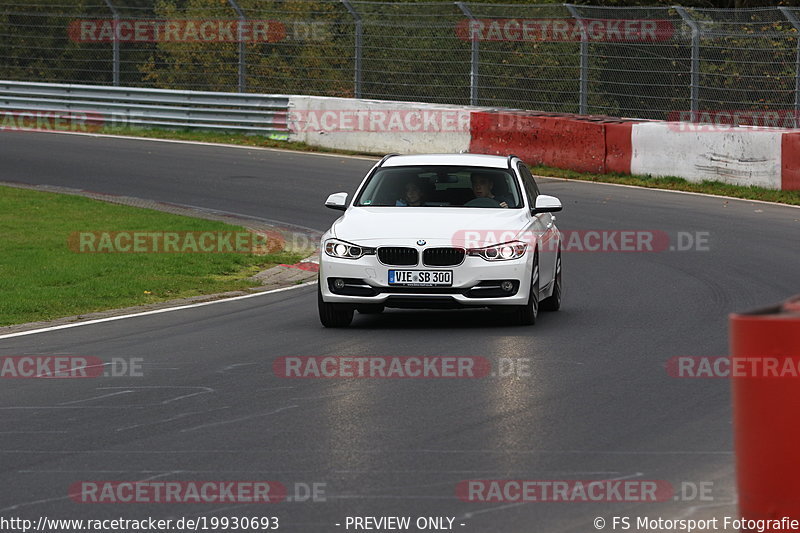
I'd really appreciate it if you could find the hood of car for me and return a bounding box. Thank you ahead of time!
[331,207,531,247]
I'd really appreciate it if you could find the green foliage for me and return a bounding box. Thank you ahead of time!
[0,1,111,84]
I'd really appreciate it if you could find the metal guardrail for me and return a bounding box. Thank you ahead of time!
[0,81,290,134]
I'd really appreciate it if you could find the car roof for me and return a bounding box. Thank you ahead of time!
[380,153,515,169]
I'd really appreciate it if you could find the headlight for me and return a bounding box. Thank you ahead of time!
[324,239,375,260]
[468,241,527,261]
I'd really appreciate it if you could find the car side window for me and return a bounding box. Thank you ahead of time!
[517,163,539,208]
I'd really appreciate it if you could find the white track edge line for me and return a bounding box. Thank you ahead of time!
[15,129,379,161]
[536,175,800,210]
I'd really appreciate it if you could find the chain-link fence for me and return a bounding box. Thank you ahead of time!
[2,1,800,122]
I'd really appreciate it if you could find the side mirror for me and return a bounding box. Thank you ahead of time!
[325,192,348,211]
[532,195,562,214]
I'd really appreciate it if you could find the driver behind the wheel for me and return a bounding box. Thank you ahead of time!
[470,173,510,208]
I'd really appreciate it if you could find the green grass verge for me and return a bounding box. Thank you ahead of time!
[0,185,303,326]
[92,125,800,206]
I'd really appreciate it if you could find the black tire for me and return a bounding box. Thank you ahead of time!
[356,304,385,314]
[318,281,354,328]
[514,250,539,326]
[540,249,562,312]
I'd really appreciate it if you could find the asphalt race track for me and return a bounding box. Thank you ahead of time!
[1,130,798,532]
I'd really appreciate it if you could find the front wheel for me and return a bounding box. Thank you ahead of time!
[514,251,539,326]
[318,282,354,327]
[540,249,561,312]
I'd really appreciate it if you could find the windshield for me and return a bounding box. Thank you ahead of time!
[354,165,523,208]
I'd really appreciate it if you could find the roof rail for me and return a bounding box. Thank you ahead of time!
[506,154,520,169]
[377,153,399,166]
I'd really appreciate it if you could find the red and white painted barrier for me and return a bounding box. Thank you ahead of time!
[4,79,795,189]
[730,295,800,526]
[469,111,638,174]
[289,96,800,190]
[780,131,800,190]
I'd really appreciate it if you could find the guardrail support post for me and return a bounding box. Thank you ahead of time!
[565,4,588,115]
[780,7,800,128]
[102,0,120,86]
[456,2,479,106]
[228,0,247,93]
[341,0,363,99]
[675,6,700,122]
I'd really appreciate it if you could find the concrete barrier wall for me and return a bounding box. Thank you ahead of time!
[285,94,799,191]
[630,122,784,190]
[288,96,472,154]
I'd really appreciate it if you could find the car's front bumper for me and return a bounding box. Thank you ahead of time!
[319,253,533,308]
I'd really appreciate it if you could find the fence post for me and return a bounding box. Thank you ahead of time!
[228,0,246,93]
[102,0,120,86]
[565,4,588,115]
[456,2,479,106]
[675,6,700,122]
[780,7,800,128]
[341,0,362,99]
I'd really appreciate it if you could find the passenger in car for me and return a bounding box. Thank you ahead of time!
[470,173,510,208]
[396,178,429,206]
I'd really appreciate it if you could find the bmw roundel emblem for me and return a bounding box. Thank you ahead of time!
[416,239,426,246]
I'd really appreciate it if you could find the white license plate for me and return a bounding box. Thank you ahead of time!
[389,270,452,287]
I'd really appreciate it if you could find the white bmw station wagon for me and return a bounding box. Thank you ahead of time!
[318,153,563,327]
